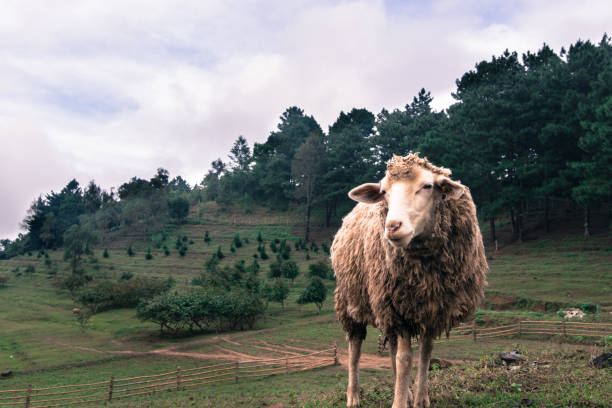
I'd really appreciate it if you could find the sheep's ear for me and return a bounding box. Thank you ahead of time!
[435,176,464,200]
[348,183,384,203]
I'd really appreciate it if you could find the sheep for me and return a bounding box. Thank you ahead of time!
[331,153,488,408]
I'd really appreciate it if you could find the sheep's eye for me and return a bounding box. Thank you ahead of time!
[422,184,433,190]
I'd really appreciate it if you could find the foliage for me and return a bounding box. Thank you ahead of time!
[280,260,299,283]
[297,278,327,313]
[63,224,99,274]
[76,276,174,314]
[308,261,332,280]
[0,275,8,288]
[266,279,290,310]
[233,233,242,248]
[167,196,190,222]
[102,248,109,258]
[204,231,211,245]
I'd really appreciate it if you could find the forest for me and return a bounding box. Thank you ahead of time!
[1,35,610,258]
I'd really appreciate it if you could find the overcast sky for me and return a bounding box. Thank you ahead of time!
[0,0,610,240]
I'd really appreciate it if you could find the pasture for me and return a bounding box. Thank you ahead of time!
[0,204,610,407]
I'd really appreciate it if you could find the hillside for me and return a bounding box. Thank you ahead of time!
[0,202,610,407]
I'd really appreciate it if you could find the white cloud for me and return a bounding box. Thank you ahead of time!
[0,0,610,239]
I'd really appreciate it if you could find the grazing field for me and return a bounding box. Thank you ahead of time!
[0,205,610,407]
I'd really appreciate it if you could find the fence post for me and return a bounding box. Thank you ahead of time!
[24,384,31,408]
[285,358,289,374]
[472,320,477,342]
[176,366,182,390]
[108,376,114,402]
[563,321,567,337]
[235,362,239,383]
[334,341,338,365]
[519,321,522,337]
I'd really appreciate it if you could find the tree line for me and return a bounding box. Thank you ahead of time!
[204,36,611,241]
[1,35,610,257]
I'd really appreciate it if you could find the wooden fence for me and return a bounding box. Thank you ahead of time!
[378,320,612,350]
[0,346,337,408]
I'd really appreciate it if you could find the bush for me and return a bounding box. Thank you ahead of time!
[279,240,291,260]
[204,231,211,245]
[178,246,187,257]
[103,248,109,258]
[145,247,153,260]
[163,246,170,256]
[151,232,165,248]
[216,246,225,259]
[321,242,330,254]
[297,278,327,313]
[309,261,331,279]
[233,233,242,248]
[76,276,174,314]
[25,264,36,274]
[230,244,236,253]
[269,261,282,279]
[270,240,277,253]
[127,245,134,256]
[310,242,319,252]
[266,279,289,310]
[137,288,265,334]
[167,196,190,222]
[281,261,299,283]
[55,273,92,293]
[256,231,263,243]
[120,271,134,280]
[580,302,599,314]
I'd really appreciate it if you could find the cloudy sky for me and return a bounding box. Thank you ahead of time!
[0,0,610,239]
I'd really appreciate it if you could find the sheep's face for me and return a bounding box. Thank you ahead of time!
[348,166,464,248]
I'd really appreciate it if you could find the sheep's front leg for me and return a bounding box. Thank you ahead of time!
[347,336,363,407]
[392,336,413,408]
[412,333,433,408]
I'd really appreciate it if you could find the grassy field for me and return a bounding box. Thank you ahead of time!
[0,203,610,407]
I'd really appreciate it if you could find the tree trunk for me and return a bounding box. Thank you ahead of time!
[544,196,550,233]
[583,205,591,238]
[325,200,331,228]
[305,203,311,242]
[517,208,524,244]
[510,209,517,238]
[489,216,496,243]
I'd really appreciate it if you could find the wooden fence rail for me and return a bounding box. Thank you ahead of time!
[0,347,337,408]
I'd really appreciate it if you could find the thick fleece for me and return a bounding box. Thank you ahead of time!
[331,156,488,340]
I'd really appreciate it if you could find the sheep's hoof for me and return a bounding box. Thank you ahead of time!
[412,395,430,408]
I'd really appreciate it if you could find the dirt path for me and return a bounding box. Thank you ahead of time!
[43,334,468,371]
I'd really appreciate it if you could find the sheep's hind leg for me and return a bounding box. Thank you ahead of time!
[388,335,398,379]
[392,336,413,408]
[346,323,366,408]
[412,333,433,408]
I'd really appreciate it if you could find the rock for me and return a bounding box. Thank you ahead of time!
[1,370,12,378]
[429,358,452,370]
[592,352,612,369]
[562,308,585,319]
[499,350,525,365]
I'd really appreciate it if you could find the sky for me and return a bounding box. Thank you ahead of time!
[0,0,610,240]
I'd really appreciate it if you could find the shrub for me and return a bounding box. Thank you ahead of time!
[204,231,211,245]
[233,233,242,248]
[103,248,109,258]
[25,264,36,274]
[580,302,599,314]
[309,261,331,279]
[151,232,165,248]
[321,242,330,254]
[270,240,278,253]
[127,245,134,257]
[145,247,153,260]
[247,259,260,274]
[167,196,190,222]
[120,271,134,280]
[137,287,265,334]
[269,261,282,279]
[55,273,92,293]
[281,261,299,283]
[76,276,174,314]
[310,242,319,252]
[230,244,236,253]
[178,246,187,257]
[266,279,289,310]
[256,231,263,243]
[163,246,170,256]
[297,278,327,313]
[280,240,291,260]
[216,246,224,259]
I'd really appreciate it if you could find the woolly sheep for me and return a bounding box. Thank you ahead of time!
[331,153,488,408]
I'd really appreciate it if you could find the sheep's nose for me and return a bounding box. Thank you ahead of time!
[386,220,402,234]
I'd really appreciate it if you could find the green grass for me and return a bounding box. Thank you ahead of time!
[0,205,610,407]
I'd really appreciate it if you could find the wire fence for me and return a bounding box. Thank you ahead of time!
[0,346,338,408]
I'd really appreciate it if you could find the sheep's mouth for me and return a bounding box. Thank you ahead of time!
[387,234,414,248]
